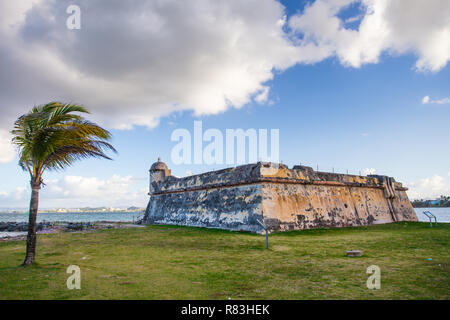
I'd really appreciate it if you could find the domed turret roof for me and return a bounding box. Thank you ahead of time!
[150,157,168,171]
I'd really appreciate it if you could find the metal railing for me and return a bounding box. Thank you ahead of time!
[422,211,438,228]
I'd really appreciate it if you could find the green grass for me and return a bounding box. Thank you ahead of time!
[0,222,448,299]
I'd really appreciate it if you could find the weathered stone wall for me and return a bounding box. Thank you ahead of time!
[145,184,263,232]
[261,183,414,231]
[390,189,418,222]
[144,162,417,233]
[258,164,417,231]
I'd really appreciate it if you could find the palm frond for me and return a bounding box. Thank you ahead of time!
[10,102,115,180]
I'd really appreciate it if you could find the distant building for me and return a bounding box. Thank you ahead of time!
[429,199,441,206]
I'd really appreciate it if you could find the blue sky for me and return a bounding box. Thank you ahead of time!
[0,0,449,208]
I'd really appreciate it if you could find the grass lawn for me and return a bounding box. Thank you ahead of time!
[0,222,448,299]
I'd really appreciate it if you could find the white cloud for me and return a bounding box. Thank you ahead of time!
[422,95,450,104]
[289,0,450,71]
[363,168,376,175]
[407,174,450,199]
[0,186,27,204]
[0,130,15,163]
[255,86,271,104]
[0,0,448,140]
[14,187,27,201]
[0,175,148,208]
[0,0,302,133]
[345,15,362,24]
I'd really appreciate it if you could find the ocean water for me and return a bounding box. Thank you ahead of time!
[414,207,450,223]
[0,231,27,238]
[0,208,448,239]
[0,211,143,238]
[0,211,143,223]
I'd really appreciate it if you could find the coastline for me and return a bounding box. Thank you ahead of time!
[1,207,449,241]
[0,221,144,241]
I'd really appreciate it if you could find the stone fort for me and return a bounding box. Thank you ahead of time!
[143,159,417,233]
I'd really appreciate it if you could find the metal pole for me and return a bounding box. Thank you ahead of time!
[266,231,268,249]
[257,219,269,249]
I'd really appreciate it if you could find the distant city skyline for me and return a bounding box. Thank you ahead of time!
[0,0,449,208]
[0,206,146,213]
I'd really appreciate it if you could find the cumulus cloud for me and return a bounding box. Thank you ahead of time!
[0,0,301,132]
[0,186,27,204]
[0,175,148,208]
[344,15,363,24]
[407,174,450,199]
[0,129,15,163]
[0,0,449,164]
[254,86,271,104]
[422,95,450,104]
[288,0,450,71]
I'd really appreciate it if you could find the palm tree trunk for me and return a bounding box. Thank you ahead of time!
[22,181,40,266]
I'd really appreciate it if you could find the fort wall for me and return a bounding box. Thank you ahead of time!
[144,162,417,233]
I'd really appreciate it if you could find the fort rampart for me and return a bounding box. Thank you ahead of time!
[144,161,417,233]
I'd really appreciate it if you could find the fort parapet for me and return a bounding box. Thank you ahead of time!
[144,160,417,233]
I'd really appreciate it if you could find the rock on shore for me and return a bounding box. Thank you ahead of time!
[0,221,95,232]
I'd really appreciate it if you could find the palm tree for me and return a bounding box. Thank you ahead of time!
[11,102,116,266]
